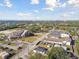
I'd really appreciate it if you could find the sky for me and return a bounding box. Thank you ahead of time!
[0,0,79,21]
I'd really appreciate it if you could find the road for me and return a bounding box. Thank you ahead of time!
[11,33,49,59]
[29,33,49,51]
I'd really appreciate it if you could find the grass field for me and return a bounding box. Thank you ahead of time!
[37,43,48,48]
[21,37,37,43]
[8,43,16,46]
[20,33,46,43]
[0,41,7,44]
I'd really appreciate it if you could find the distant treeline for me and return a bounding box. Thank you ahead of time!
[0,21,79,33]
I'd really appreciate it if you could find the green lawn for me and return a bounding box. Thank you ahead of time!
[21,37,37,43]
[34,33,46,38]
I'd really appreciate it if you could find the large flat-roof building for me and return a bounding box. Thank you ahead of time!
[0,29,34,40]
[47,30,71,46]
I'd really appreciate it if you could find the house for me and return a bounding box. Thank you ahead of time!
[33,46,48,55]
[0,51,9,59]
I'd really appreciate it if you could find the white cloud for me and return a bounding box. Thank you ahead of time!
[31,0,39,4]
[0,0,12,8]
[4,0,12,8]
[16,12,33,17]
[16,12,37,20]
[61,11,76,17]
[43,7,54,11]
[45,0,79,8]
[46,0,61,8]
[42,0,60,12]
[68,0,79,7]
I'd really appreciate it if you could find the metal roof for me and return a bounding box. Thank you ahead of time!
[34,46,48,52]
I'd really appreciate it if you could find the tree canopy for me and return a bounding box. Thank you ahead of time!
[29,47,70,59]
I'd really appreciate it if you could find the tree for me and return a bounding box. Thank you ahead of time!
[29,47,70,59]
[48,47,70,59]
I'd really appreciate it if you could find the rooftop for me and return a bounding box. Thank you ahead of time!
[34,46,48,53]
[47,37,71,42]
[49,30,70,38]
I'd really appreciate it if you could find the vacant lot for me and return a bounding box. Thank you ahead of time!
[20,33,46,43]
